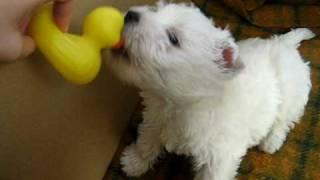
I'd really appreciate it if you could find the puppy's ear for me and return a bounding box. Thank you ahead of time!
[214,41,244,77]
[157,0,168,7]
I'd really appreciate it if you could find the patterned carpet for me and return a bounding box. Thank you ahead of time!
[105,0,320,179]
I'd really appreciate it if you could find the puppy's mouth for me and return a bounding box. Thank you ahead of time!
[111,47,129,59]
[111,39,130,61]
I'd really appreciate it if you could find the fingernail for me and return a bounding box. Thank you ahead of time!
[21,36,36,57]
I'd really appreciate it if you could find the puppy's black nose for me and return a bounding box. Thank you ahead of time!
[125,11,140,24]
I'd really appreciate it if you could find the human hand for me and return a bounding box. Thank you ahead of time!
[0,0,74,61]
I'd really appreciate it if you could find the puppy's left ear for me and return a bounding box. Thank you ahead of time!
[215,41,244,77]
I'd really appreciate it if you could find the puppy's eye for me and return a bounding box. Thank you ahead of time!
[167,31,180,46]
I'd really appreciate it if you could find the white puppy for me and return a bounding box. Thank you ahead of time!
[109,1,315,179]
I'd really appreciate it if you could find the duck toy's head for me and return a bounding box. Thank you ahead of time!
[29,4,124,85]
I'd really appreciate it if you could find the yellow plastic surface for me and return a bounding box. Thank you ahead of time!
[29,4,124,85]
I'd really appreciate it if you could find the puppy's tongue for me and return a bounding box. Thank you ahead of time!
[112,39,125,50]
[111,38,129,59]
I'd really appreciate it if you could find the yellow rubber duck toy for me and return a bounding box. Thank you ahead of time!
[29,4,124,85]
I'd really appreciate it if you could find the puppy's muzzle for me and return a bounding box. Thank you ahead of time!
[125,11,140,24]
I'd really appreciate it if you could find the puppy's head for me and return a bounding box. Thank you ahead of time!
[110,1,243,98]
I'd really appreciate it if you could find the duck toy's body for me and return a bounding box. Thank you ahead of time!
[29,4,124,84]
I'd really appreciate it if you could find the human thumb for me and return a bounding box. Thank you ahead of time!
[0,30,35,61]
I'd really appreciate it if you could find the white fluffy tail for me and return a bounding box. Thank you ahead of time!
[279,28,315,47]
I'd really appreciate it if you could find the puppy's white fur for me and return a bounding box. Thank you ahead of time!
[109,2,314,179]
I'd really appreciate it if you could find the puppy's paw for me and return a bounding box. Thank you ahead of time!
[259,135,284,154]
[120,144,150,177]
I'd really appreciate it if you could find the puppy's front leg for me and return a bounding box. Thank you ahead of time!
[120,120,162,177]
[194,148,244,180]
